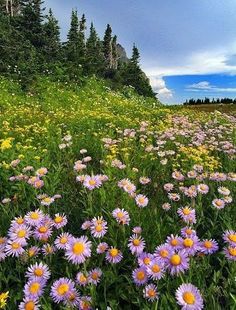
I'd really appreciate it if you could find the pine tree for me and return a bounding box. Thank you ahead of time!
[85,22,104,75]
[66,9,79,63]
[43,8,61,63]
[77,13,86,65]
[111,35,118,69]
[103,24,112,69]
[18,0,45,48]
[121,45,155,98]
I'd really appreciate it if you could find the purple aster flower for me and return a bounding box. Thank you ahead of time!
[42,243,55,256]
[19,297,40,310]
[181,236,200,256]
[163,183,174,192]
[54,232,73,250]
[197,184,209,194]
[26,262,51,281]
[172,171,185,181]
[8,225,31,244]
[147,258,165,280]
[132,266,148,286]
[5,239,26,257]
[123,182,136,194]
[143,284,159,302]
[24,277,46,300]
[168,193,181,202]
[167,250,189,275]
[88,268,102,285]
[25,209,44,227]
[223,230,236,246]
[128,234,145,255]
[187,171,197,179]
[139,177,151,185]
[81,220,91,230]
[33,222,53,241]
[132,226,142,234]
[53,213,67,229]
[177,207,196,224]
[90,216,108,238]
[135,194,148,208]
[137,252,153,267]
[154,244,174,263]
[105,247,123,264]
[175,283,204,309]
[27,246,41,258]
[50,278,76,304]
[180,227,197,238]
[65,236,92,265]
[223,246,236,261]
[79,296,93,310]
[162,202,172,211]
[112,208,130,225]
[96,242,108,254]
[166,234,183,251]
[212,199,225,210]
[76,272,88,286]
[218,187,230,196]
[199,239,219,255]
[83,175,102,190]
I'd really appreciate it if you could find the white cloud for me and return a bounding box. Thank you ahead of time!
[186,81,236,93]
[149,76,173,102]
[144,47,236,77]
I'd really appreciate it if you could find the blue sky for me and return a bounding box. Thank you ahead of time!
[44,0,236,104]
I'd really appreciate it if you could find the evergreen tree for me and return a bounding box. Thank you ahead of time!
[18,0,45,48]
[77,13,86,65]
[121,45,155,98]
[85,22,104,75]
[66,10,79,62]
[111,35,118,69]
[43,8,61,63]
[103,24,112,69]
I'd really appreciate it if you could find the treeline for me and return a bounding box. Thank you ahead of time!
[0,0,155,98]
[183,97,236,105]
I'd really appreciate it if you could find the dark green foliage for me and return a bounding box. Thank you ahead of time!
[184,97,236,105]
[0,2,156,98]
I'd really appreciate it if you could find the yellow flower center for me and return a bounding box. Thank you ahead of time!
[57,284,69,296]
[54,216,63,224]
[43,197,51,203]
[95,225,103,232]
[183,292,195,305]
[17,230,26,238]
[136,271,145,280]
[72,242,84,255]
[183,238,194,248]
[110,248,118,257]
[25,301,35,310]
[204,241,212,249]
[143,257,151,265]
[228,234,236,242]
[186,229,192,235]
[170,254,181,266]
[171,239,179,246]
[138,197,145,204]
[60,237,68,244]
[16,218,24,224]
[229,247,236,256]
[30,212,39,220]
[160,249,168,257]
[152,264,160,273]
[28,249,36,257]
[215,200,222,206]
[148,289,156,298]
[80,274,87,283]
[68,292,76,301]
[91,272,99,280]
[34,268,43,277]
[183,208,191,215]
[133,239,140,246]
[117,212,124,219]
[12,242,20,250]
[29,282,40,294]
[89,180,96,186]
[38,226,47,233]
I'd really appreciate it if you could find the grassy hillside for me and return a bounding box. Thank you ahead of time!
[0,77,235,309]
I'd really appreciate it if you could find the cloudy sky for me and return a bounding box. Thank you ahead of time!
[45,0,236,104]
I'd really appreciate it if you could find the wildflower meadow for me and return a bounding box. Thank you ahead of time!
[0,77,235,309]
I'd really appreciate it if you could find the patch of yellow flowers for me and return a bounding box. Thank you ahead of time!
[0,292,9,309]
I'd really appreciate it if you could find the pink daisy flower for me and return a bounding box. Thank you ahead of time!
[176,283,203,309]
[199,239,219,254]
[147,258,165,280]
[167,250,189,275]
[26,262,51,281]
[223,230,236,246]
[105,247,123,264]
[88,268,102,285]
[96,242,108,254]
[143,284,159,302]
[112,208,130,225]
[65,236,92,265]
[128,234,145,255]
[135,194,148,208]
[90,216,108,238]
[53,213,68,229]
[76,272,88,286]
[83,175,102,190]
[132,266,148,286]
[55,232,73,250]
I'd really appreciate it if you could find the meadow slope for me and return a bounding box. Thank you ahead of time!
[0,77,235,309]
